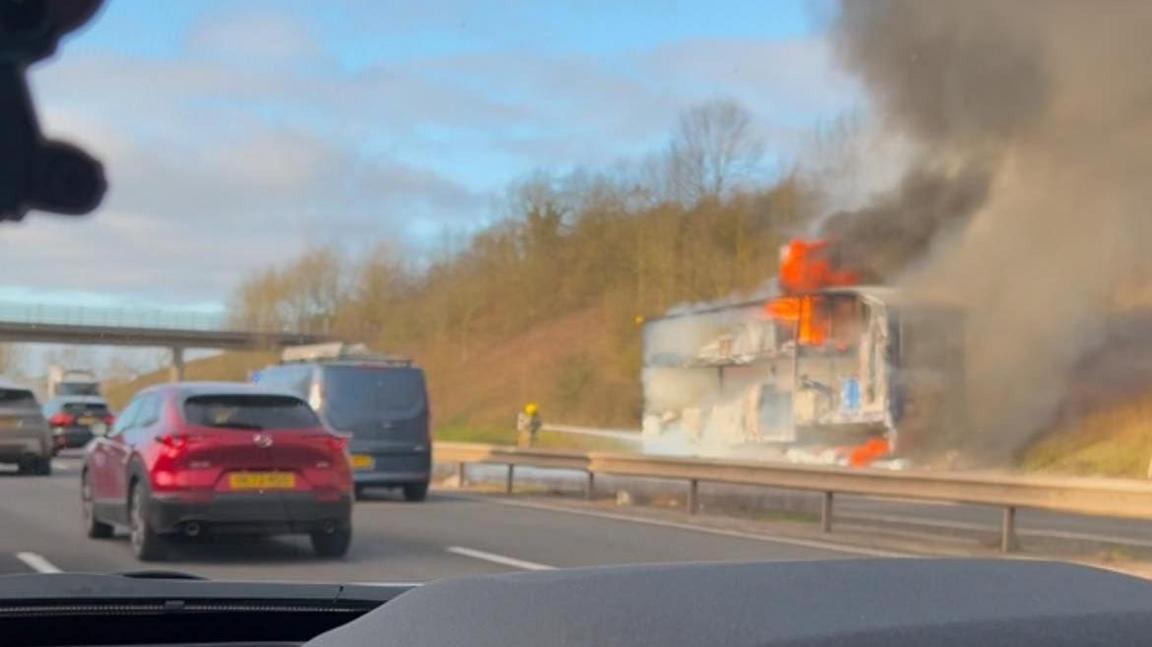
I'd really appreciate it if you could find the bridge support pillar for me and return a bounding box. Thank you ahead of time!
[169,346,185,382]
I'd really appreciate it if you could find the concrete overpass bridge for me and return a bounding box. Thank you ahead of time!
[0,303,335,380]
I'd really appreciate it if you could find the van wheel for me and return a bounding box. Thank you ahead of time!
[311,527,352,558]
[129,481,167,561]
[402,482,429,502]
[81,471,113,539]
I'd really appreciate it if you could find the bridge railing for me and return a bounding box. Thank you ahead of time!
[434,441,1152,553]
[0,302,331,334]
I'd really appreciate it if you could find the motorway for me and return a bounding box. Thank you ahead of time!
[0,453,859,581]
[463,464,1152,557]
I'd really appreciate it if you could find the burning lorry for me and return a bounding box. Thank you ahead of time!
[641,240,965,467]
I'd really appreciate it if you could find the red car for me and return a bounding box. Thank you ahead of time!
[81,382,353,561]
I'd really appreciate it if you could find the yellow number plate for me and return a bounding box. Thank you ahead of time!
[351,454,375,470]
[228,472,296,490]
[79,416,96,425]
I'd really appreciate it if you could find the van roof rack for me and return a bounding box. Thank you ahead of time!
[280,343,413,366]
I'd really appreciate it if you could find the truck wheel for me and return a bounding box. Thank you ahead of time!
[129,481,167,561]
[402,482,429,502]
[81,471,113,539]
[310,527,352,558]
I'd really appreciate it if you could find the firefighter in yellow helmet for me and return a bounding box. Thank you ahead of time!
[517,402,542,447]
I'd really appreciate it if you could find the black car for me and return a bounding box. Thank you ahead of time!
[43,396,113,454]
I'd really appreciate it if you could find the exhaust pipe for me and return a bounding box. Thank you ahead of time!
[183,522,202,538]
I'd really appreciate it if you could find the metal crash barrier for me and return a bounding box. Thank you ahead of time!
[434,442,1152,553]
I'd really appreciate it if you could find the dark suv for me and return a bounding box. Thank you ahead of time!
[0,382,52,475]
[255,350,431,501]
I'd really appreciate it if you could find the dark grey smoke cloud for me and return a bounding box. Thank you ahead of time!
[837,1,1048,145]
[831,0,1152,461]
[822,166,990,282]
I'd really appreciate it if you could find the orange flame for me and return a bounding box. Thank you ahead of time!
[777,240,857,294]
[767,240,857,346]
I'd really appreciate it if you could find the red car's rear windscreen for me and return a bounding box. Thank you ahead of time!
[184,394,320,430]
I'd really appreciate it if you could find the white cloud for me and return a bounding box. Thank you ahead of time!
[187,10,321,62]
[7,9,852,307]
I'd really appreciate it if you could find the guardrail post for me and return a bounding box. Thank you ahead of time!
[821,491,834,533]
[505,464,515,495]
[585,471,595,500]
[1000,506,1017,553]
[457,462,467,487]
[687,479,699,515]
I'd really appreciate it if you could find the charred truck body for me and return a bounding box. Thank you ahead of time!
[641,240,965,466]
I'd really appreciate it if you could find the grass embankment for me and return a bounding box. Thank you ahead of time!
[435,422,632,452]
[1023,390,1152,478]
[101,312,636,453]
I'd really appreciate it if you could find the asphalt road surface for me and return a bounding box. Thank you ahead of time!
[0,453,858,581]
[471,465,1152,551]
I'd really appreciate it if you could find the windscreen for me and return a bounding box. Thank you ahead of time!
[322,366,426,429]
[60,402,110,416]
[184,394,319,430]
[0,388,37,409]
[56,382,100,396]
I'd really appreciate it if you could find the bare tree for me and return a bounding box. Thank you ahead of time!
[228,268,289,332]
[281,247,347,333]
[227,247,348,335]
[666,99,765,203]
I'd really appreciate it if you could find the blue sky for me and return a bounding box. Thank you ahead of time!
[0,0,857,312]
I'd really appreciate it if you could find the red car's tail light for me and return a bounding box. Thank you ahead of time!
[325,435,348,453]
[158,433,189,458]
[49,413,75,426]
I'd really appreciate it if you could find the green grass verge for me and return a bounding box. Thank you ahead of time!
[1022,393,1152,478]
[434,423,633,452]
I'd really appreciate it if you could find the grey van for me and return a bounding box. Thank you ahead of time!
[255,355,431,501]
[0,382,53,475]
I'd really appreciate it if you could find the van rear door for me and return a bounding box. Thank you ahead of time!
[319,365,429,481]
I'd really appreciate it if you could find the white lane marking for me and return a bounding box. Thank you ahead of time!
[15,552,62,574]
[445,546,554,571]
[471,496,908,558]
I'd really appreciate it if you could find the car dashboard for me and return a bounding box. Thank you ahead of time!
[6,560,1152,647]
[0,574,408,647]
